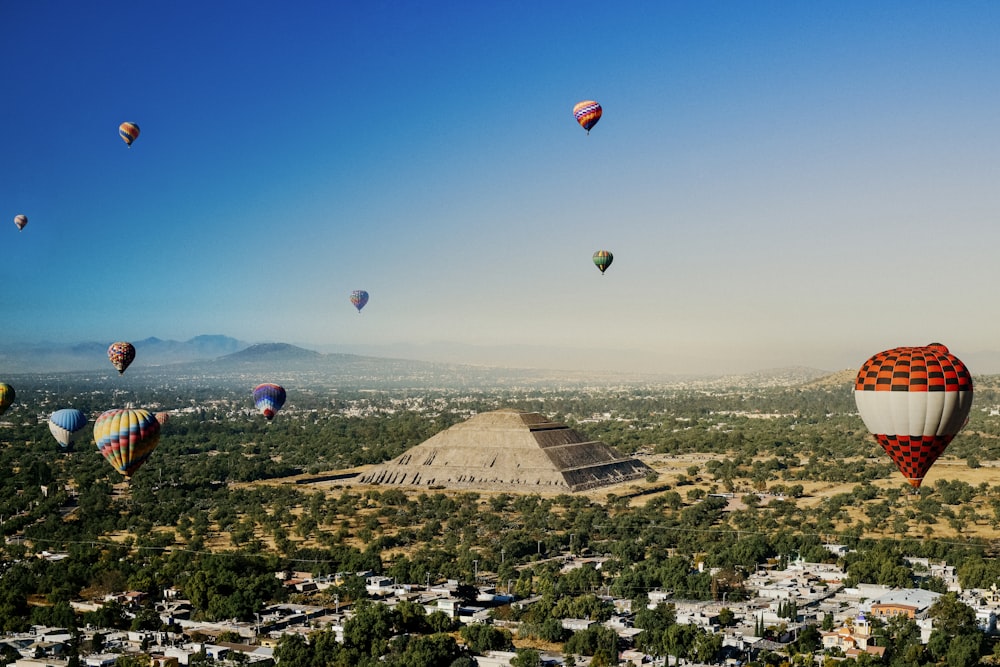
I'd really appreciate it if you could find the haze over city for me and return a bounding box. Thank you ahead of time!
[3,2,999,375]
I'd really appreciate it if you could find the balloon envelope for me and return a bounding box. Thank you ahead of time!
[108,342,136,375]
[854,343,973,488]
[94,408,161,478]
[253,383,286,420]
[49,409,87,448]
[350,290,369,313]
[592,250,613,274]
[155,412,170,426]
[573,100,602,133]
[13,215,27,231]
[119,122,140,147]
[0,383,14,416]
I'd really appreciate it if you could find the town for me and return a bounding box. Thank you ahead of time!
[2,364,1000,666]
[4,547,997,666]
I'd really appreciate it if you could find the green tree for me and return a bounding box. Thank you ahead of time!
[343,600,401,659]
[926,593,982,666]
[511,648,542,667]
[385,633,464,667]
[460,623,513,655]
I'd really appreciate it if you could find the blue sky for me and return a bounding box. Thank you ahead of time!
[2,1,999,374]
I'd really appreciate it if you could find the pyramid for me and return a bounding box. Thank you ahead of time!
[360,409,653,493]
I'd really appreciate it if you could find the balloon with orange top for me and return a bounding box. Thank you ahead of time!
[854,343,973,488]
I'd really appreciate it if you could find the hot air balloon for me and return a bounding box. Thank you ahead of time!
[13,215,27,231]
[155,411,170,426]
[253,383,286,421]
[573,100,602,134]
[854,343,974,489]
[94,408,161,478]
[49,409,87,448]
[350,290,369,313]
[108,342,136,375]
[119,122,140,147]
[593,250,613,275]
[0,383,14,416]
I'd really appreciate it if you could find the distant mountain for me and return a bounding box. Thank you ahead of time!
[217,343,323,364]
[681,366,834,390]
[0,335,248,373]
[797,368,856,390]
[9,335,993,389]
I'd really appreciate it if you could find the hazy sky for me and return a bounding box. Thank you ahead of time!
[2,2,999,374]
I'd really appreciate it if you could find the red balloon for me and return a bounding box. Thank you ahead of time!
[854,343,973,488]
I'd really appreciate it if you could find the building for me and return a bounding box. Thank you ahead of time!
[360,409,652,492]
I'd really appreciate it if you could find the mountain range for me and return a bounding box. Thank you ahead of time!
[5,336,1000,386]
[0,335,248,374]
[0,335,843,389]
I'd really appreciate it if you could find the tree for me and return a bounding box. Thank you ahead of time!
[797,624,821,653]
[130,606,162,632]
[511,648,542,667]
[460,623,513,655]
[427,610,455,633]
[634,603,676,658]
[275,634,311,665]
[343,600,401,658]
[926,593,982,666]
[564,625,618,661]
[946,634,982,667]
[883,613,923,667]
[385,633,464,667]
[693,630,722,663]
[115,656,150,667]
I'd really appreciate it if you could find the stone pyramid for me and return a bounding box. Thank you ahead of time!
[360,409,652,493]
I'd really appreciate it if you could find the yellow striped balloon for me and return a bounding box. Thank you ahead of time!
[119,121,140,147]
[0,383,14,416]
[573,100,602,134]
[94,408,161,479]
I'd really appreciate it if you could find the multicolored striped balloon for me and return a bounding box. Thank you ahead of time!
[108,341,136,375]
[253,383,286,421]
[13,214,27,231]
[592,250,613,275]
[854,343,973,488]
[350,290,369,313]
[573,100,602,134]
[49,408,88,448]
[94,408,161,478]
[119,122,140,147]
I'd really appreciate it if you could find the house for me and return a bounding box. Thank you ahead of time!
[863,589,941,621]
[365,576,395,596]
[475,650,517,667]
[822,612,875,653]
[648,589,672,606]
[562,618,597,632]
